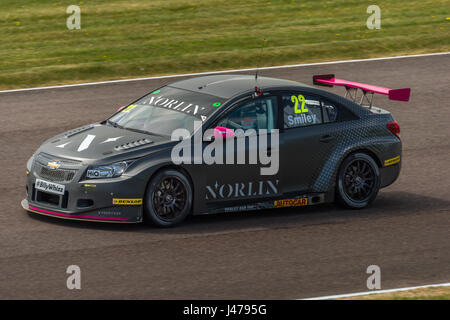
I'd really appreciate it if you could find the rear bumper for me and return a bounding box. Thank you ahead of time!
[379,145,402,188]
[380,161,401,188]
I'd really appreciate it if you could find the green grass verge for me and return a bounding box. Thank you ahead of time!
[0,0,449,89]
[338,286,450,300]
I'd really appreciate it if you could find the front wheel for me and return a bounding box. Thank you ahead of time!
[336,153,380,209]
[144,169,193,227]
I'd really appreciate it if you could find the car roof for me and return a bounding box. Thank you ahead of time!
[169,74,313,99]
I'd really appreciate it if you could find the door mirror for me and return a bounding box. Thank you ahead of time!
[214,126,235,139]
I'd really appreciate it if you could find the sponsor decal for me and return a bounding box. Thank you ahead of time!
[274,197,308,208]
[224,204,260,212]
[139,95,208,118]
[47,161,61,170]
[35,179,65,195]
[112,198,142,205]
[97,210,122,216]
[384,155,400,166]
[206,180,279,200]
[83,184,96,188]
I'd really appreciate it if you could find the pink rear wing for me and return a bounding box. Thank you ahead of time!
[313,74,410,102]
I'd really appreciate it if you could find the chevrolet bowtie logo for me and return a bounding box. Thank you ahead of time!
[47,161,61,170]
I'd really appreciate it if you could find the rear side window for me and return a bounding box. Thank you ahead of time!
[282,93,323,129]
[322,100,338,123]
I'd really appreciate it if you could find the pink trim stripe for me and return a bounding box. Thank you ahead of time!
[29,205,129,221]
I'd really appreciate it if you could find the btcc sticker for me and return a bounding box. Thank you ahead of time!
[384,155,400,167]
[274,198,308,208]
[112,198,143,205]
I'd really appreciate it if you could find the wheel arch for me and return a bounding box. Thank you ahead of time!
[332,148,382,187]
[343,148,383,168]
[147,164,195,189]
[334,148,381,209]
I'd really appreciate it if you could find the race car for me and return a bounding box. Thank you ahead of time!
[22,74,409,227]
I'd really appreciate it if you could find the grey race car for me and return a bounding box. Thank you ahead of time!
[22,74,408,227]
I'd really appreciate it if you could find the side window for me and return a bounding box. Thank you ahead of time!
[282,93,323,129]
[322,100,338,123]
[216,96,277,132]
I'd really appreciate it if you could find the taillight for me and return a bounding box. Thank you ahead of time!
[386,121,400,138]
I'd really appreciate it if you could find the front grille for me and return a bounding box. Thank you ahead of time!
[33,152,81,183]
[38,166,77,182]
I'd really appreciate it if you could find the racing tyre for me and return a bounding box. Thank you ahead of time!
[336,153,380,209]
[144,169,193,227]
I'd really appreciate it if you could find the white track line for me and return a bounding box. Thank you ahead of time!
[1,52,449,94]
[302,282,450,300]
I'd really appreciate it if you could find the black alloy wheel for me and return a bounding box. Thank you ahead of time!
[145,169,192,227]
[336,153,380,209]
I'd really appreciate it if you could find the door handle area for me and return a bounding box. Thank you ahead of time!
[319,135,334,143]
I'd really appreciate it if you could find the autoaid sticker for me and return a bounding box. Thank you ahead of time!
[274,198,308,208]
[291,95,308,114]
[112,198,143,205]
[121,104,138,113]
[384,155,400,166]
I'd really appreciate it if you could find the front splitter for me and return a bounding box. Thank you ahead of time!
[21,199,138,223]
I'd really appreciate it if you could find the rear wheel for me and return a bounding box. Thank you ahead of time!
[144,169,192,227]
[336,153,380,209]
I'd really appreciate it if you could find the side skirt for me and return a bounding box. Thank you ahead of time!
[200,193,328,215]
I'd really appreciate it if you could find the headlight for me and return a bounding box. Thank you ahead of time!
[86,161,132,179]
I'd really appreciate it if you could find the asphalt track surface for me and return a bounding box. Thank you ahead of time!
[0,54,449,299]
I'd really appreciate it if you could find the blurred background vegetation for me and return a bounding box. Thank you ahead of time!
[0,0,448,89]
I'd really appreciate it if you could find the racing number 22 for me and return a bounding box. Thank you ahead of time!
[291,95,308,114]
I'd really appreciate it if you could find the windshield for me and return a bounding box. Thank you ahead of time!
[108,86,226,136]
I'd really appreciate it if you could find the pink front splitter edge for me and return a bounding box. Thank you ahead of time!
[29,205,129,221]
